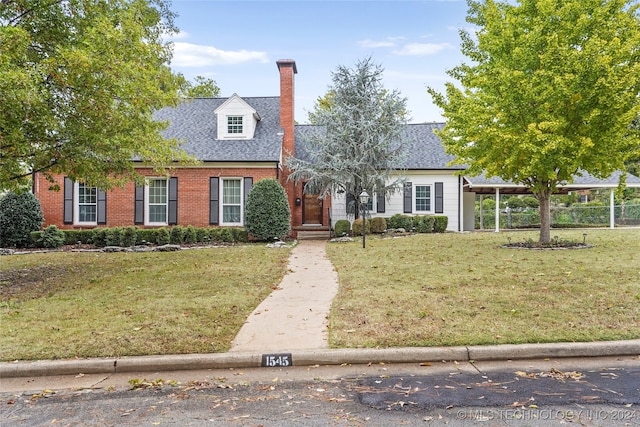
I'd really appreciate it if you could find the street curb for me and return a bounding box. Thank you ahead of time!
[1,340,638,379]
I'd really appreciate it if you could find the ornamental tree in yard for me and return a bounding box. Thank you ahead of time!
[286,57,409,218]
[244,178,291,241]
[0,0,193,192]
[428,0,640,243]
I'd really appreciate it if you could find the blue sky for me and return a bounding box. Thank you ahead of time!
[168,0,472,123]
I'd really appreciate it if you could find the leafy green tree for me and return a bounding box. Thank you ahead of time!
[428,0,640,242]
[0,0,193,192]
[286,57,409,218]
[181,75,221,98]
[244,178,291,241]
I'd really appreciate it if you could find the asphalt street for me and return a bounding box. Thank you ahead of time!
[2,356,638,426]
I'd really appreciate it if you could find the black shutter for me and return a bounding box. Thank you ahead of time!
[168,177,178,225]
[376,192,385,213]
[243,177,253,206]
[134,184,144,225]
[403,182,412,213]
[435,182,444,214]
[346,193,355,215]
[63,177,73,224]
[97,189,107,224]
[209,177,219,225]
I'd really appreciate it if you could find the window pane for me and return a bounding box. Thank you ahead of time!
[78,184,97,222]
[223,180,241,204]
[416,185,431,211]
[223,206,241,223]
[227,116,243,134]
[149,180,167,204]
[79,205,96,222]
[149,205,167,223]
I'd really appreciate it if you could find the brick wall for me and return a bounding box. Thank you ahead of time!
[36,167,278,229]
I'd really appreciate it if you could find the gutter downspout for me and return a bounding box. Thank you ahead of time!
[495,188,500,232]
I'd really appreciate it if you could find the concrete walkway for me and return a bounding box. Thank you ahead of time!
[230,240,339,352]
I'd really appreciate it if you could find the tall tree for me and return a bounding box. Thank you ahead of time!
[0,0,193,192]
[181,75,221,98]
[286,57,409,218]
[428,0,640,243]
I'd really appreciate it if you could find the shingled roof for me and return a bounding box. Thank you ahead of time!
[293,122,460,170]
[154,97,282,162]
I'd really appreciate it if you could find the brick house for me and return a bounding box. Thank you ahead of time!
[34,58,639,235]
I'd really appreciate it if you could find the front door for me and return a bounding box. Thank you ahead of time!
[303,193,322,225]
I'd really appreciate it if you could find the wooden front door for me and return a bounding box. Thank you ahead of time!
[303,193,322,225]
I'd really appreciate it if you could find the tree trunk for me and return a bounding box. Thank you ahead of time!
[537,190,551,243]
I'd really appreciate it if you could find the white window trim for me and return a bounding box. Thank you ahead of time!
[223,114,248,139]
[414,184,433,213]
[73,182,97,225]
[220,177,243,226]
[145,177,169,226]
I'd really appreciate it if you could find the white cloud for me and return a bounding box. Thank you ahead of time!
[393,42,453,56]
[171,42,269,67]
[357,36,405,48]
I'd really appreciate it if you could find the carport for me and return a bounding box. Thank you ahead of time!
[463,171,640,232]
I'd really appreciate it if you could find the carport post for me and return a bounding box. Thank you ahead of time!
[610,190,615,229]
[495,188,500,232]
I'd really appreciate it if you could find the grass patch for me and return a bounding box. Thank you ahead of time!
[0,246,291,361]
[326,229,640,348]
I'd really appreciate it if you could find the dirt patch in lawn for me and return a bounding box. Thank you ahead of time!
[0,265,78,301]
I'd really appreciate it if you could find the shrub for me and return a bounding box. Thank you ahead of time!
[63,230,94,245]
[40,225,65,248]
[387,214,412,230]
[0,192,44,248]
[219,227,233,243]
[370,217,387,234]
[415,215,435,233]
[136,229,157,245]
[156,227,170,245]
[334,219,351,236]
[105,227,122,246]
[433,216,448,233]
[183,225,197,244]
[169,226,184,244]
[208,228,222,242]
[351,218,371,236]
[195,227,207,243]
[244,178,291,241]
[91,228,108,247]
[119,226,138,247]
[231,227,249,243]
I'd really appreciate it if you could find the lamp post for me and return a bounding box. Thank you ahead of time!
[359,191,369,249]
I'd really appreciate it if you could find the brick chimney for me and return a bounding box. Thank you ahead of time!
[276,59,300,233]
[276,59,297,157]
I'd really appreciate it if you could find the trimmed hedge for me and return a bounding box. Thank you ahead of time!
[370,217,387,234]
[351,218,371,236]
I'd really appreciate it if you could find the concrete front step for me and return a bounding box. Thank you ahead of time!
[297,230,332,240]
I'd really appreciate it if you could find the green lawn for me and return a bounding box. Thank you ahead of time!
[326,228,640,348]
[0,246,291,361]
[2,229,638,362]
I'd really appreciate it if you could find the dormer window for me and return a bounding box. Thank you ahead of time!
[227,115,243,134]
[215,94,260,140]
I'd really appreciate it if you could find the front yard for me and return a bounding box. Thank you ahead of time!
[1,228,638,361]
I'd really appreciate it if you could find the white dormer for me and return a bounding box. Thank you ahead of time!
[214,94,260,140]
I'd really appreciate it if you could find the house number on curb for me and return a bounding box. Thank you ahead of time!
[261,353,292,367]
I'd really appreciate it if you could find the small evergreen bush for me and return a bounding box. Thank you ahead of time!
[0,192,44,248]
[219,227,233,242]
[433,216,448,233]
[387,214,412,230]
[63,230,94,245]
[169,226,184,244]
[334,219,351,236]
[414,215,435,233]
[119,226,138,247]
[156,227,170,245]
[40,225,65,248]
[351,218,371,236]
[136,229,157,245]
[231,227,249,243]
[91,228,108,247]
[370,217,387,234]
[183,225,197,244]
[105,227,122,246]
[244,178,291,241]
